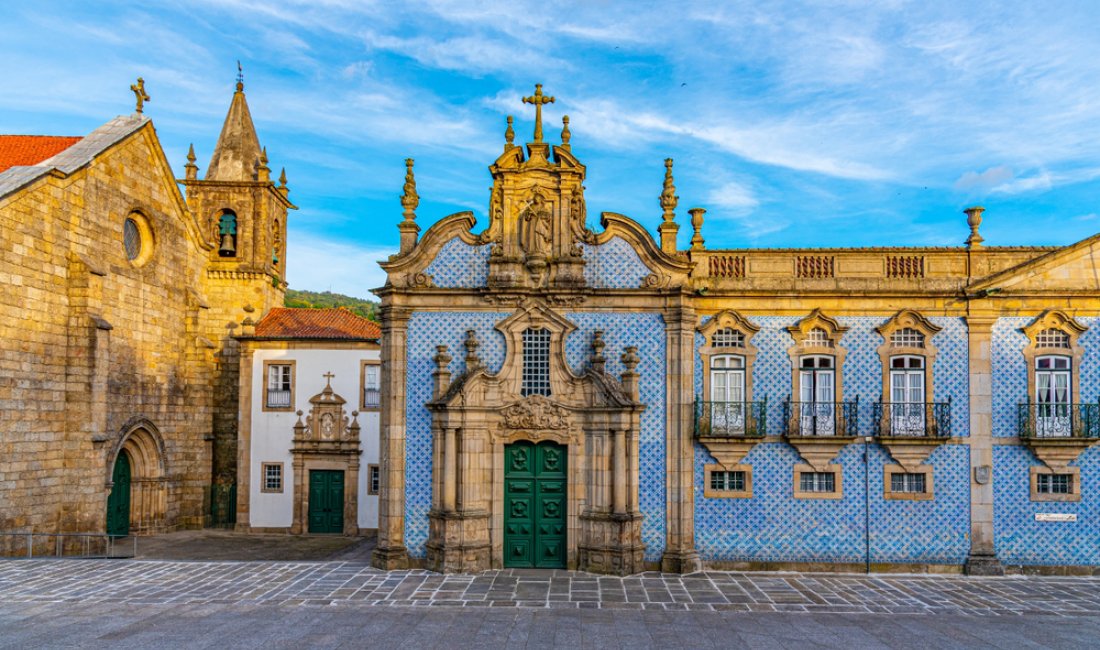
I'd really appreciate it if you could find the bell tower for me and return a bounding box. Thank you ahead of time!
[180,72,297,495]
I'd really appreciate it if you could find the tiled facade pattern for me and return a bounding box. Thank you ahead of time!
[692,316,971,565]
[421,238,491,288]
[403,311,510,556]
[580,237,652,288]
[563,312,667,561]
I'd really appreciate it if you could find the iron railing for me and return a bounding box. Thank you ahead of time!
[783,398,860,437]
[0,532,135,559]
[362,387,381,409]
[266,389,292,408]
[872,399,952,438]
[694,399,768,438]
[1017,402,1100,439]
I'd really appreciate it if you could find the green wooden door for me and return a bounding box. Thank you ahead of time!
[106,452,131,536]
[504,441,567,568]
[308,470,344,534]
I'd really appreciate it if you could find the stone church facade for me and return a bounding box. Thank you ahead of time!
[0,79,291,540]
[374,85,1100,575]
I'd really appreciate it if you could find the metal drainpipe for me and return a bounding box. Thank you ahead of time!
[864,435,872,574]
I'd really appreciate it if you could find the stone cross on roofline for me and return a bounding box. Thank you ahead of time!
[130,77,150,114]
[522,84,555,143]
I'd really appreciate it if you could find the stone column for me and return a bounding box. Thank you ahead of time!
[661,303,702,573]
[372,305,411,569]
[612,429,627,515]
[442,427,457,513]
[965,314,1003,575]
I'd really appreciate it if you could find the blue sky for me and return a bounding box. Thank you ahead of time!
[3,1,1100,295]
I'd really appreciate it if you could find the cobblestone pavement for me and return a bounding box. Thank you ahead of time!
[1,560,1099,617]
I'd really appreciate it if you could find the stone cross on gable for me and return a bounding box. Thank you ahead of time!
[130,77,150,114]
[323,371,335,385]
[522,84,555,143]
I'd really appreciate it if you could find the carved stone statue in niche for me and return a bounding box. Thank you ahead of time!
[568,192,593,255]
[520,191,553,258]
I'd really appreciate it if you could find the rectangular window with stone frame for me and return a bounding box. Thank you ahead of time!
[368,464,380,495]
[361,360,381,410]
[261,463,283,493]
[793,464,843,499]
[263,360,295,411]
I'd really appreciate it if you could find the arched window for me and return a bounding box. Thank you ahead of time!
[712,328,744,348]
[890,328,925,348]
[521,328,551,397]
[1035,329,1070,349]
[272,218,281,266]
[803,328,833,348]
[218,210,237,257]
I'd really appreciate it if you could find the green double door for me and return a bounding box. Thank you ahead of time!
[504,441,567,568]
[308,470,344,534]
[106,452,131,536]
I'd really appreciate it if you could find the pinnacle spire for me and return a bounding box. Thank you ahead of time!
[205,74,263,182]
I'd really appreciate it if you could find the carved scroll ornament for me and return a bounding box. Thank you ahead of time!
[501,395,571,430]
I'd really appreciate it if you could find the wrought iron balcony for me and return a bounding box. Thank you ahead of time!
[362,387,381,409]
[782,398,860,437]
[1017,402,1100,439]
[266,389,292,409]
[872,400,952,438]
[694,400,768,438]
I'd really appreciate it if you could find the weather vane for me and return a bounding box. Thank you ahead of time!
[130,77,150,114]
[236,60,244,91]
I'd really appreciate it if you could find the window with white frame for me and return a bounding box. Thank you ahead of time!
[266,364,292,408]
[712,327,745,348]
[803,328,833,348]
[799,471,836,493]
[262,463,283,493]
[709,355,746,433]
[1035,328,1071,349]
[799,355,835,435]
[889,355,926,435]
[368,464,380,495]
[362,363,380,409]
[1036,473,1072,495]
[1035,355,1072,436]
[890,328,925,348]
[890,472,927,494]
[521,328,552,397]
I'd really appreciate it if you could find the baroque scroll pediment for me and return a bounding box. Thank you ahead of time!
[501,395,571,430]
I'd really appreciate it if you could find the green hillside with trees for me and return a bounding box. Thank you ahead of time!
[284,289,379,321]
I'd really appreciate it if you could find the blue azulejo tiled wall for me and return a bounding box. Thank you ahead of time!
[404,311,509,557]
[565,312,667,561]
[993,445,1100,565]
[580,237,651,288]
[403,310,668,562]
[694,315,969,438]
[422,237,491,288]
[693,442,970,564]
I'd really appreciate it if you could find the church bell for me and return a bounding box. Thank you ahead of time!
[219,232,236,257]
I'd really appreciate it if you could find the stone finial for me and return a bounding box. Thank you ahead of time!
[293,410,306,437]
[130,77,150,114]
[660,159,678,222]
[184,144,198,180]
[561,116,572,151]
[398,158,421,254]
[620,346,641,399]
[257,146,271,182]
[240,316,255,337]
[658,158,680,253]
[348,410,361,437]
[590,330,607,373]
[965,206,985,248]
[432,345,452,398]
[505,115,515,150]
[688,207,706,251]
[464,330,481,371]
[522,84,555,143]
[278,167,287,188]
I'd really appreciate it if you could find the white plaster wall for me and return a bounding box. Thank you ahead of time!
[249,347,381,530]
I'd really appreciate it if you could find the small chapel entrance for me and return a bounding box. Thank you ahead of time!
[106,452,132,536]
[503,441,567,569]
[308,470,345,534]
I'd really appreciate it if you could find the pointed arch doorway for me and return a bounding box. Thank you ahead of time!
[106,452,131,536]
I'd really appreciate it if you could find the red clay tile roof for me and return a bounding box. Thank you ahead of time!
[0,135,82,173]
[254,307,381,340]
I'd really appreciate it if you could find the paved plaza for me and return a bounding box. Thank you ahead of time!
[2,559,1099,648]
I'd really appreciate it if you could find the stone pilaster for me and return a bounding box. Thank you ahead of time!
[964,314,1004,575]
[661,302,702,573]
[372,305,412,570]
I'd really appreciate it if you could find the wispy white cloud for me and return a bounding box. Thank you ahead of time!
[287,231,394,296]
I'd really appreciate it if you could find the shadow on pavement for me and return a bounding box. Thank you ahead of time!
[127,529,377,562]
